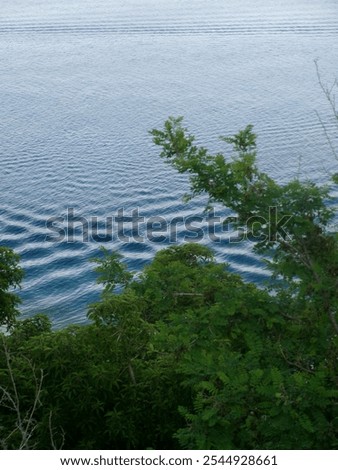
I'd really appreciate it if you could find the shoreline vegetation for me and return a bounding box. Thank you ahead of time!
[1,114,338,449]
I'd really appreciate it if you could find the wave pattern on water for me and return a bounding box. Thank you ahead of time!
[1,0,338,327]
[0,20,337,36]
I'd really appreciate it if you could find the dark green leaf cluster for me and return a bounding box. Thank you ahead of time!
[0,247,24,327]
[0,238,337,449]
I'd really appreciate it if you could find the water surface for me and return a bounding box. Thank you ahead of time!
[1,0,337,326]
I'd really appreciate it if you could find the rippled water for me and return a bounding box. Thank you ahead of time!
[1,0,337,327]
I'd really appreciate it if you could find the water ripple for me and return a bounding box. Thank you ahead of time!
[0,22,337,36]
[1,0,337,327]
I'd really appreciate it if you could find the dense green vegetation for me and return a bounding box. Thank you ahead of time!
[0,247,24,327]
[0,117,337,449]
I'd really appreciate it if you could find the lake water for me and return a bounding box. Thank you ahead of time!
[1,0,337,327]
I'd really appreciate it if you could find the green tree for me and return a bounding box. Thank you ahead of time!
[1,240,337,449]
[150,118,338,336]
[90,246,133,295]
[150,120,338,449]
[0,247,24,327]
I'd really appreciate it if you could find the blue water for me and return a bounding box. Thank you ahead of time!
[1,0,337,327]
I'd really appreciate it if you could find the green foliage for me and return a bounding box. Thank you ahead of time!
[0,311,184,449]
[89,241,338,449]
[148,118,338,449]
[0,246,24,327]
[220,124,257,153]
[90,246,133,294]
[1,115,338,450]
[1,239,338,449]
[150,117,280,221]
[151,118,338,336]
[9,314,52,342]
